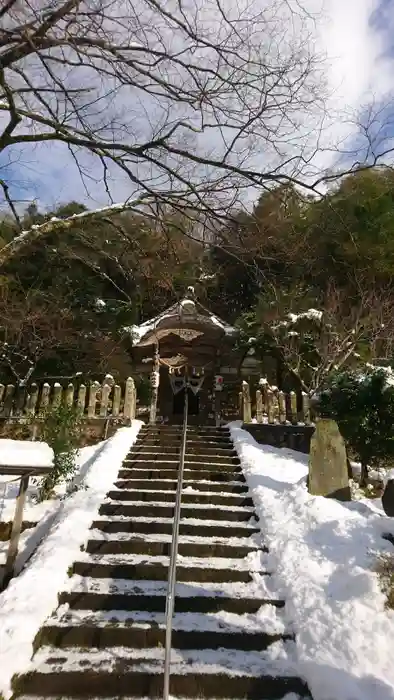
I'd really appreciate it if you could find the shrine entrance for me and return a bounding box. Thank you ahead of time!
[129,288,242,425]
[173,387,199,416]
[170,368,203,418]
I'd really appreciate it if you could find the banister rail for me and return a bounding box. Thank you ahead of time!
[163,387,189,700]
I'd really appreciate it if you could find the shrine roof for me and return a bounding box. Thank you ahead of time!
[127,291,238,348]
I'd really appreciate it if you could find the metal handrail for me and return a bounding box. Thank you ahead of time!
[163,387,189,700]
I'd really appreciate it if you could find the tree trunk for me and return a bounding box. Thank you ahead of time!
[360,460,369,488]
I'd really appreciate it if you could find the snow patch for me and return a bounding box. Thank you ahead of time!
[229,422,394,700]
[0,422,142,699]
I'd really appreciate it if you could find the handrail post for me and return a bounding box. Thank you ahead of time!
[163,387,188,700]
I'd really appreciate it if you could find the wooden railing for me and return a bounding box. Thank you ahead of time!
[240,379,312,426]
[0,377,137,422]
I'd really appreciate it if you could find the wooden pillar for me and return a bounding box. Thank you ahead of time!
[149,346,160,424]
[1,475,30,589]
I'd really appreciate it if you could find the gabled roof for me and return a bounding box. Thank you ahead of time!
[127,292,238,347]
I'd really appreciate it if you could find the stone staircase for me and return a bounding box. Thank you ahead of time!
[13,424,311,700]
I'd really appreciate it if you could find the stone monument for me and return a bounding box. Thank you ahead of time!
[308,418,351,501]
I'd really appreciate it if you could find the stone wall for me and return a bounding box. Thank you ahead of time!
[243,423,315,454]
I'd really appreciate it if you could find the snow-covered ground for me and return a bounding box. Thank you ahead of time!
[229,422,394,700]
[0,422,142,698]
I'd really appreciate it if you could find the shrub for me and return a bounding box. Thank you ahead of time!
[376,551,394,609]
[39,403,83,501]
[319,368,394,486]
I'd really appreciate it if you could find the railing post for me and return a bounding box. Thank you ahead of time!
[124,377,136,423]
[112,384,121,417]
[290,391,298,425]
[65,383,74,408]
[87,381,100,418]
[100,382,111,417]
[52,383,62,409]
[278,391,287,424]
[242,380,251,423]
[77,384,86,413]
[302,392,311,425]
[39,383,51,415]
[256,389,263,423]
[267,389,275,424]
[163,387,188,700]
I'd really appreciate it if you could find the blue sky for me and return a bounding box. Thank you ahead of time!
[1,0,394,213]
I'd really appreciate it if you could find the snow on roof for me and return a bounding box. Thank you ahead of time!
[127,299,237,345]
[0,440,53,468]
[209,313,237,335]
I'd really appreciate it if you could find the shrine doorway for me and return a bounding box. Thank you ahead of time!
[173,387,200,416]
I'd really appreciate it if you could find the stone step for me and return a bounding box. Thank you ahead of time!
[72,552,267,583]
[91,517,259,539]
[14,646,309,699]
[137,437,233,447]
[98,501,255,521]
[127,452,240,466]
[122,459,242,472]
[60,576,284,613]
[85,534,258,558]
[36,607,291,651]
[106,489,253,508]
[139,427,231,435]
[117,468,245,482]
[131,445,237,456]
[114,479,248,493]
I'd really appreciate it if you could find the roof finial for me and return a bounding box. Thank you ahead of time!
[186,285,196,300]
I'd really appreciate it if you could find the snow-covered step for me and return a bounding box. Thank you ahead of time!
[14,644,309,699]
[87,528,261,547]
[72,550,270,584]
[118,467,244,482]
[64,575,278,600]
[132,444,237,455]
[59,575,284,614]
[99,500,255,522]
[85,526,261,558]
[48,605,290,634]
[124,459,241,471]
[37,606,292,651]
[86,533,258,559]
[106,488,253,508]
[114,478,248,493]
[91,514,259,539]
[126,452,240,465]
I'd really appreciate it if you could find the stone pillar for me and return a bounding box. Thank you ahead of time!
[242,381,252,423]
[308,419,351,501]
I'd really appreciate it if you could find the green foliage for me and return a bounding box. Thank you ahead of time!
[319,369,394,484]
[39,403,83,501]
[376,551,394,609]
